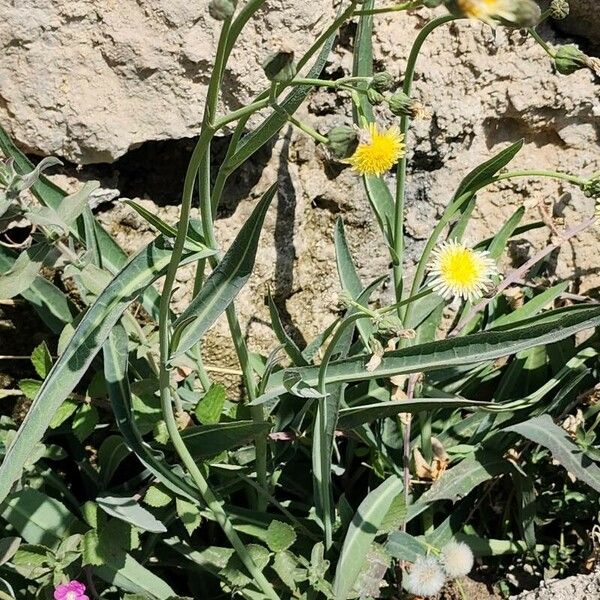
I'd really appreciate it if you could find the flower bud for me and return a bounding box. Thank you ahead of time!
[554,44,587,75]
[208,0,236,21]
[326,126,359,160]
[582,173,600,199]
[370,71,394,92]
[550,0,569,20]
[423,0,444,6]
[387,90,428,119]
[366,87,384,106]
[262,49,297,83]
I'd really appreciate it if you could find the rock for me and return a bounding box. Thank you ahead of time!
[4,3,600,386]
[509,570,600,600]
[0,0,337,163]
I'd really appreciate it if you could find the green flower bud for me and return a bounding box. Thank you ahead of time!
[423,0,444,7]
[366,87,384,106]
[326,126,359,160]
[554,44,587,75]
[550,0,570,20]
[582,173,600,199]
[370,71,394,93]
[387,90,426,118]
[262,49,297,83]
[208,0,236,21]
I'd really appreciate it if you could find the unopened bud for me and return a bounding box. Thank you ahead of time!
[370,71,394,93]
[387,90,427,119]
[554,44,587,75]
[208,0,236,21]
[366,87,384,106]
[582,173,600,199]
[327,126,359,160]
[423,0,444,6]
[550,0,570,20]
[262,49,297,83]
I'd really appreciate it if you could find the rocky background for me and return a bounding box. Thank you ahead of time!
[1,0,599,376]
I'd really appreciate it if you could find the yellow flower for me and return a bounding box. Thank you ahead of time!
[428,240,498,301]
[345,123,405,177]
[456,0,540,26]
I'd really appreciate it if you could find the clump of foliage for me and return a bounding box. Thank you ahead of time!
[1,0,600,599]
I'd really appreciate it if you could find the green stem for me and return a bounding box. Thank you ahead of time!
[156,15,278,599]
[213,97,271,130]
[354,0,422,16]
[394,15,458,315]
[494,169,584,186]
[288,114,328,144]
[528,27,556,58]
[315,313,368,549]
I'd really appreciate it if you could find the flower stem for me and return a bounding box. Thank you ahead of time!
[494,169,584,186]
[393,15,459,314]
[288,114,328,144]
[315,313,368,549]
[354,0,422,16]
[529,27,556,59]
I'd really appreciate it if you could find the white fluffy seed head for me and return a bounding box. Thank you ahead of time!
[403,555,446,597]
[441,541,475,578]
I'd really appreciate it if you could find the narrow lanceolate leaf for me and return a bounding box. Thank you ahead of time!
[172,185,276,356]
[406,453,508,524]
[337,398,491,430]
[333,476,403,600]
[104,325,198,502]
[255,305,600,404]
[0,125,165,320]
[0,239,206,505]
[506,415,600,492]
[334,219,373,347]
[0,243,57,299]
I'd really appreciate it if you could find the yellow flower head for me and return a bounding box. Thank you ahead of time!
[456,0,540,26]
[345,123,405,177]
[428,240,498,302]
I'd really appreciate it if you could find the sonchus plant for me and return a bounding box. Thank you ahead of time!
[0,0,599,599]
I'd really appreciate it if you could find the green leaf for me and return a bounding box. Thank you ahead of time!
[386,531,428,562]
[0,124,166,322]
[334,219,373,347]
[454,140,524,199]
[97,435,131,487]
[272,550,305,592]
[172,185,276,356]
[176,498,202,536]
[57,181,99,226]
[73,402,98,442]
[124,201,212,255]
[97,495,167,533]
[333,475,403,600]
[179,421,272,459]
[256,305,600,404]
[267,293,308,367]
[103,326,198,501]
[337,398,491,430]
[406,452,508,524]
[0,488,77,547]
[226,33,336,172]
[194,383,226,425]
[0,236,207,505]
[378,494,407,534]
[0,243,57,299]
[265,520,297,552]
[49,398,79,428]
[144,486,173,508]
[0,537,20,566]
[506,415,600,492]
[18,379,42,401]
[31,342,52,379]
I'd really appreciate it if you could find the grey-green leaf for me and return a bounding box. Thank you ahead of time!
[333,475,403,600]
[172,185,276,356]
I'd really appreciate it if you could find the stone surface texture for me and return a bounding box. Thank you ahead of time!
[510,569,600,600]
[2,1,600,367]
